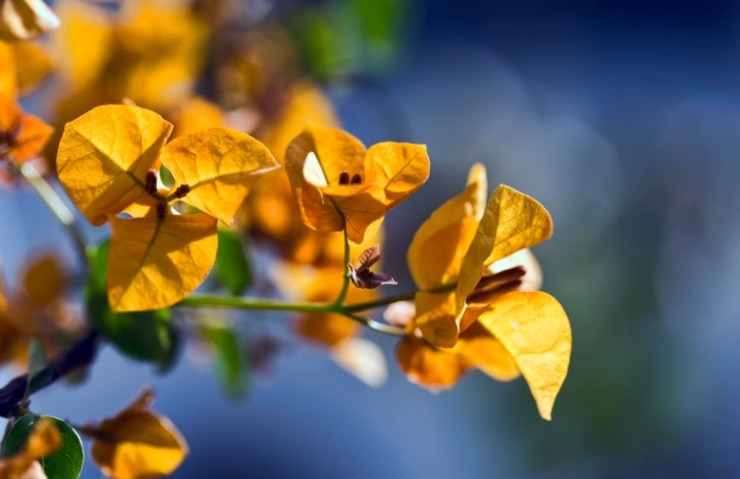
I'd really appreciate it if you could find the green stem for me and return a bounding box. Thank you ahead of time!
[18,162,88,268]
[341,312,406,336]
[178,295,331,314]
[342,291,415,312]
[331,227,351,307]
[179,290,413,336]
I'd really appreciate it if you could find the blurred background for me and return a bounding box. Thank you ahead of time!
[3,0,740,477]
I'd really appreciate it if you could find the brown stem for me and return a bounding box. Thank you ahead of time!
[0,331,101,418]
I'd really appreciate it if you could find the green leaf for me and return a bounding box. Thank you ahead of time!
[214,229,252,296]
[86,241,180,371]
[24,339,48,400]
[202,324,248,399]
[2,414,84,479]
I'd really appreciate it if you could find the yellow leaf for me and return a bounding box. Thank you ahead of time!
[57,104,173,226]
[395,336,470,389]
[0,0,60,41]
[90,390,188,479]
[159,128,279,226]
[108,213,218,312]
[477,291,571,420]
[455,185,553,314]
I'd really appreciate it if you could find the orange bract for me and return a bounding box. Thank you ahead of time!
[0,93,52,164]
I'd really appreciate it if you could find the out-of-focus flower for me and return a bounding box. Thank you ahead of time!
[0,92,52,165]
[0,0,60,41]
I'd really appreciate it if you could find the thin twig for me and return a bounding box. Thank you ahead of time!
[0,331,101,418]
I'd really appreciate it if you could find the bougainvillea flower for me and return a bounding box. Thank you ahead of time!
[348,245,397,289]
[402,164,571,420]
[406,163,553,347]
[285,125,430,244]
[0,92,52,164]
[241,83,344,266]
[57,104,278,311]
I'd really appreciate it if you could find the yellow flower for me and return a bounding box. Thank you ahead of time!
[407,164,553,347]
[403,164,571,420]
[285,125,430,244]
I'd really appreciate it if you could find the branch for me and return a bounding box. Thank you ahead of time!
[0,331,101,418]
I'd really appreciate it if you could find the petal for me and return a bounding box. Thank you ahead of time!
[477,291,571,420]
[57,104,173,226]
[407,164,487,290]
[395,336,470,389]
[108,213,218,312]
[159,127,279,225]
[455,185,553,314]
[366,142,430,208]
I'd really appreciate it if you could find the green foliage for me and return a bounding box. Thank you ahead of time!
[2,415,84,479]
[85,241,179,370]
[214,229,252,296]
[201,323,248,399]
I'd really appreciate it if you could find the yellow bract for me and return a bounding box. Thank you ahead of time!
[57,104,173,226]
[57,104,279,312]
[108,214,218,312]
[0,39,53,97]
[285,125,430,244]
[401,163,570,419]
[407,164,553,347]
[90,390,188,479]
[477,291,571,421]
[395,322,519,390]
[160,128,279,226]
[0,0,60,41]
